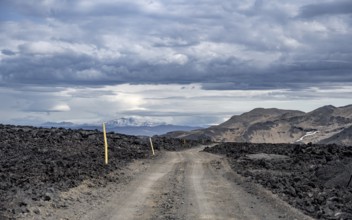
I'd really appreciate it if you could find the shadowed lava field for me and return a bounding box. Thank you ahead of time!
[0,124,199,219]
[204,142,352,219]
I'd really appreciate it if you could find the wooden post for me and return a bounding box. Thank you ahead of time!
[103,123,108,164]
[149,137,155,156]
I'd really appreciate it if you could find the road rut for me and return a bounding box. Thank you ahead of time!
[78,147,312,219]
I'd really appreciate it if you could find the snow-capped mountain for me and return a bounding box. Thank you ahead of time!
[105,117,166,127]
[40,117,200,136]
[41,121,75,127]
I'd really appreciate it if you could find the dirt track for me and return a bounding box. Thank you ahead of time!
[55,147,312,220]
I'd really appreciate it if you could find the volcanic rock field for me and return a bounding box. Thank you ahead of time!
[0,124,199,219]
[204,142,352,219]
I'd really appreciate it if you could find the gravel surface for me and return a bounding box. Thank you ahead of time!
[58,147,311,220]
[204,142,352,219]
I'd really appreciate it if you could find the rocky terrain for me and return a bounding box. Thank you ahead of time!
[0,124,199,219]
[319,125,352,146]
[204,142,352,219]
[166,104,352,145]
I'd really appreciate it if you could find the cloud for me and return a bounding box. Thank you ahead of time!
[1,1,351,90]
[298,1,352,18]
[49,104,71,112]
[25,101,71,113]
[0,1,352,126]
[1,49,16,56]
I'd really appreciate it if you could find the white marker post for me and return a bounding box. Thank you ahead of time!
[103,123,108,164]
[149,137,155,156]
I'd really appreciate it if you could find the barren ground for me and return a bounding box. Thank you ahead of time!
[42,147,311,220]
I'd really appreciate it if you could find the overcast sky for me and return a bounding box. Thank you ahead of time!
[0,0,352,126]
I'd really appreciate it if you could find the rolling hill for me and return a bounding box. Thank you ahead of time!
[165,105,352,145]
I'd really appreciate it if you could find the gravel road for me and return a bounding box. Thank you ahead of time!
[62,146,312,220]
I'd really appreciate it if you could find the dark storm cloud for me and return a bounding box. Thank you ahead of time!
[298,1,352,18]
[1,49,16,56]
[1,0,352,90]
[1,47,351,90]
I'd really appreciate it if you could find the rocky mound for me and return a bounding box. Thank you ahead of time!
[319,125,352,146]
[0,124,199,219]
[152,136,207,151]
[204,142,352,219]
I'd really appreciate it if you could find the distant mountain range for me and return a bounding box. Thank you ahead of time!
[105,117,166,127]
[164,105,352,146]
[41,118,201,136]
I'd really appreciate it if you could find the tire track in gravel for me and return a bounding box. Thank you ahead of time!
[55,146,313,220]
[80,152,182,220]
[149,156,187,219]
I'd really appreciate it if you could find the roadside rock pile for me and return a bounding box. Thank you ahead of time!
[0,124,194,219]
[204,142,352,219]
[152,136,201,151]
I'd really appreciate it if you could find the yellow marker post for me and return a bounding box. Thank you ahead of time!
[103,123,108,164]
[149,137,155,156]
[183,139,186,145]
